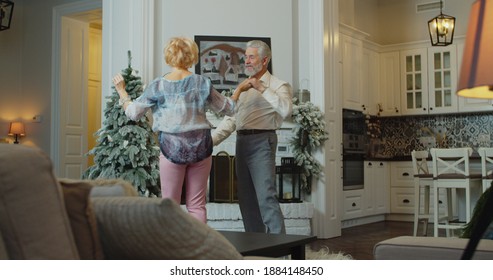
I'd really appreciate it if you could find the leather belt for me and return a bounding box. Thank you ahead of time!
[237,129,275,135]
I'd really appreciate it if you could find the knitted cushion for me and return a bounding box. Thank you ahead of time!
[91,197,243,259]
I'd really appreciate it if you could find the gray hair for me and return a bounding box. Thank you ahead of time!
[246,40,271,63]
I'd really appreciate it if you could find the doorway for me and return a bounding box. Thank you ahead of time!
[52,1,102,178]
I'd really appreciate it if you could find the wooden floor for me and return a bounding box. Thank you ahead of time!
[308,221,427,260]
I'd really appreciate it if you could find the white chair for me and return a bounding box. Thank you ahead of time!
[411,150,433,236]
[430,147,482,237]
[478,147,493,193]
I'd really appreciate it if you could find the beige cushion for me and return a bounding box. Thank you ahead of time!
[374,236,493,260]
[91,197,243,259]
[87,178,139,197]
[60,178,139,197]
[0,145,79,259]
[59,180,104,260]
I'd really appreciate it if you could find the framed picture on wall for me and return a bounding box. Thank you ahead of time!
[194,35,272,91]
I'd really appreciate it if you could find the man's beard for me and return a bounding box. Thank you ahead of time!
[244,63,262,77]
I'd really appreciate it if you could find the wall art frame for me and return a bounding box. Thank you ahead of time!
[194,35,272,90]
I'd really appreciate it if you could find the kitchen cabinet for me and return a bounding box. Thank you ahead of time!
[342,160,389,220]
[361,46,380,116]
[390,161,450,217]
[340,33,364,112]
[364,160,390,215]
[427,45,459,114]
[342,189,364,220]
[390,162,415,214]
[400,45,459,115]
[340,24,376,113]
[400,48,428,115]
[378,51,401,116]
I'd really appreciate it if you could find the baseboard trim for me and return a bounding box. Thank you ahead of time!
[341,214,386,229]
[385,213,413,222]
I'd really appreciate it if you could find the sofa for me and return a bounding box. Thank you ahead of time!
[373,236,493,260]
[0,144,243,260]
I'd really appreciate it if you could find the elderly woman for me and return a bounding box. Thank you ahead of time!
[112,37,249,222]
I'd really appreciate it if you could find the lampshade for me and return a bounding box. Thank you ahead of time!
[457,0,493,99]
[8,122,25,136]
[8,122,25,144]
[0,0,14,31]
[428,0,456,46]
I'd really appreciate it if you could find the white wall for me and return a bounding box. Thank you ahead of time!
[152,0,294,87]
[0,0,24,143]
[0,0,84,152]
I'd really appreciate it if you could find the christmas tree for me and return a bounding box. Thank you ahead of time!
[83,51,161,197]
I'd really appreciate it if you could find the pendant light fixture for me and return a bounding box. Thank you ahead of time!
[0,0,14,31]
[428,0,456,46]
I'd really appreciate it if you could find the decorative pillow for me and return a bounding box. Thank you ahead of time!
[0,145,79,259]
[86,178,139,197]
[91,197,243,260]
[59,180,105,260]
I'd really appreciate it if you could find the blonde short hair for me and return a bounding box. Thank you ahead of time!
[164,37,199,69]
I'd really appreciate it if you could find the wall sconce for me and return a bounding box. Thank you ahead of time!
[428,0,456,46]
[8,121,25,144]
[0,0,14,31]
[457,0,493,99]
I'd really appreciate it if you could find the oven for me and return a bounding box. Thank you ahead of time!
[342,109,367,191]
[342,151,365,190]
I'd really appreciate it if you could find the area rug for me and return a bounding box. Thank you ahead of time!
[305,246,353,260]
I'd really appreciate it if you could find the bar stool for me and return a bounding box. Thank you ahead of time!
[478,147,493,193]
[430,147,482,237]
[411,150,433,236]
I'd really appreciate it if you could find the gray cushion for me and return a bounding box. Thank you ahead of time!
[0,145,79,259]
[91,197,243,259]
[374,236,493,260]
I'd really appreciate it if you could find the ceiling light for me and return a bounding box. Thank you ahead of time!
[428,0,456,46]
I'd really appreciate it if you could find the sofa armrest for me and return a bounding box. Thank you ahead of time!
[374,236,493,260]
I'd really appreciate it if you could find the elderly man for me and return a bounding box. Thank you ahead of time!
[213,40,293,234]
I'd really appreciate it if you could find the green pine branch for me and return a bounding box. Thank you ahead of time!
[83,51,161,197]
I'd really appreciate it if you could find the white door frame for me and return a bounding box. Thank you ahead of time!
[51,0,102,175]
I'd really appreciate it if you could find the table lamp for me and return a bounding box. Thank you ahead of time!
[8,121,25,144]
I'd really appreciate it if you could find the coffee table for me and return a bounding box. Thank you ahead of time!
[219,231,317,259]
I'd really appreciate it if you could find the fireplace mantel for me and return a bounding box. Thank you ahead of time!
[181,202,314,235]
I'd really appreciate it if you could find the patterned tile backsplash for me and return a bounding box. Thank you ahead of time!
[376,112,493,157]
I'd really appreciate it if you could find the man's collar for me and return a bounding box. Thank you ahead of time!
[259,71,271,86]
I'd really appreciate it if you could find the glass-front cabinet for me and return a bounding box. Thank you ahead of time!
[400,46,458,115]
[401,48,428,115]
[427,45,458,114]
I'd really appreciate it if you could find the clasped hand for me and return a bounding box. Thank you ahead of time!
[237,77,266,93]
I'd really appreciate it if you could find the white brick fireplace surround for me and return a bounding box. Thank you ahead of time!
[181,202,314,235]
